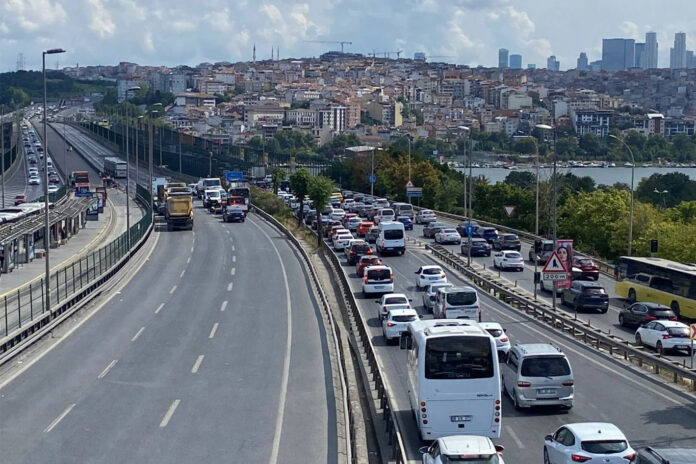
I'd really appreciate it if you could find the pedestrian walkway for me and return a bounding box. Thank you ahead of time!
[0,188,142,295]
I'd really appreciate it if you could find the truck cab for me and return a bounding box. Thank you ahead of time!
[223,196,248,223]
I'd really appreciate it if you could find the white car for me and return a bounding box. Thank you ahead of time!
[635,320,693,355]
[415,265,446,289]
[333,232,354,250]
[415,209,437,224]
[363,265,394,297]
[382,308,419,343]
[422,282,454,313]
[544,422,635,464]
[479,322,511,357]
[28,167,39,176]
[376,293,411,320]
[434,228,461,244]
[421,435,505,464]
[329,208,346,221]
[28,175,40,185]
[493,251,524,271]
[47,184,59,193]
[345,216,363,231]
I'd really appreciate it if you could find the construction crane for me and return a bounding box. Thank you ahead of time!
[370,50,404,59]
[305,40,353,53]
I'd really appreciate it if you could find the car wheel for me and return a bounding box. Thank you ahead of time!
[600,306,608,314]
[671,301,681,319]
[628,289,637,303]
[619,314,625,326]
[543,448,551,464]
[635,333,642,346]
[512,389,521,410]
[657,341,667,356]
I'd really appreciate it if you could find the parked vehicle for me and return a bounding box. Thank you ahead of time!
[561,281,609,313]
[461,238,492,257]
[544,423,634,464]
[493,251,524,271]
[573,256,600,280]
[492,233,521,251]
[618,302,677,328]
[635,320,693,355]
[423,221,447,239]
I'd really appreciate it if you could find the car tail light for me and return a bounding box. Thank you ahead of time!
[562,381,574,386]
[645,315,656,322]
[669,316,677,321]
[367,249,373,254]
[390,274,394,282]
[500,337,509,342]
[441,273,446,279]
[571,454,591,463]
[517,381,531,387]
[363,276,368,284]
[420,274,425,279]
[624,453,636,461]
[386,322,395,327]
[662,334,672,339]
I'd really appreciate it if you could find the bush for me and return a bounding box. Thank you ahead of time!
[251,187,292,221]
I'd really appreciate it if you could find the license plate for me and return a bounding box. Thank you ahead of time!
[429,276,438,280]
[450,415,472,422]
[374,285,384,289]
[538,389,557,395]
[676,345,689,349]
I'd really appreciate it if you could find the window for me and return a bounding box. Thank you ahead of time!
[423,268,443,275]
[425,336,494,379]
[393,315,417,323]
[368,269,391,281]
[446,291,477,306]
[581,440,628,454]
[554,427,575,446]
[384,229,403,240]
[384,296,408,305]
[485,328,503,338]
[668,327,689,338]
[520,356,571,377]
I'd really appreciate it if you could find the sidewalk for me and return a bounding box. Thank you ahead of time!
[0,188,142,295]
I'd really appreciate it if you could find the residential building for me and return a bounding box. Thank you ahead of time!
[577,52,588,71]
[174,92,216,110]
[509,54,522,69]
[645,32,659,69]
[546,56,560,72]
[316,105,347,132]
[414,52,426,62]
[366,100,403,127]
[601,38,635,71]
[498,48,509,68]
[671,32,687,69]
[570,109,612,136]
[527,64,536,69]
[590,60,603,72]
[664,117,695,137]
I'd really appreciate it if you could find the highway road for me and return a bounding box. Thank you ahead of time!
[0,203,337,463]
[324,227,696,463]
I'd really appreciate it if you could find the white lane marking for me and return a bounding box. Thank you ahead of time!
[169,285,177,294]
[44,404,76,433]
[208,323,219,339]
[226,230,230,235]
[180,270,185,278]
[231,245,235,252]
[249,218,293,464]
[227,282,233,291]
[131,327,145,342]
[98,360,118,379]
[159,399,181,428]
[232,256,236,263]
[231,267,236,275]
[155,303,164,314]
[186,256,191,264]
[190,247,194,253]
[220,300,228,312]
[191,355,204,374]
[506,425,525,449]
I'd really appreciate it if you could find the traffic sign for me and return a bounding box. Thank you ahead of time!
[368,174,376,184]
[406,180,414,188]
[225,171,243,182]
[406,187,422,198]
[542,251,568,281]
[503,205,516,217]
[690,323,696,340]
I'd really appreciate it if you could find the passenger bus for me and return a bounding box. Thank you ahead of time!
[615,256,696,319]
[103,157,128,178]
[400,319,501,440]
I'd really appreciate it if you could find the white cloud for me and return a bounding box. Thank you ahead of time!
[3,0,67,32]
[143,31,155,53]
[86,0,116,38]
[620,20,640,40]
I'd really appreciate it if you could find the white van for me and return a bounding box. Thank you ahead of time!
[392,202,414,219]
[434,286,481,321]
[376,221,406,256]
[374,208,395,225]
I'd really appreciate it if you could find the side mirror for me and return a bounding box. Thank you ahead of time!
[544,435,553,442]
[418,446,429,455]
[419,314,424,319]
[408,298,413,302]
[414,271,419,274]
[494,444,505,454]
[374,300,380,304]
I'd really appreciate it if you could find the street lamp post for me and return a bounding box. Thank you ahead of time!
[654,188,669,209]
[124,86,140,251]
[42,47,65,314]
[534,125,553,300]
[458,126,475,266]
[1,106,5,208]
[609,134,635,256]
[371,148,375,196]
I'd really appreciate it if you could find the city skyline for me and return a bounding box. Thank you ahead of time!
[3,0,696,71]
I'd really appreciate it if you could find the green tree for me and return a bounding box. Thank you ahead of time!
[308,176,335,246]
[635,172,696,208]
[512,137,537,155]
[270,167,286,194]
[289,168,312,226]
[578,134,602,158]
[504,171,536,190]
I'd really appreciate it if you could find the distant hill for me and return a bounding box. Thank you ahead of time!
[0,71,114,108]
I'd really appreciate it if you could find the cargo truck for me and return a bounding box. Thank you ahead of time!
[165,187,193,230]
[222,196,248,222]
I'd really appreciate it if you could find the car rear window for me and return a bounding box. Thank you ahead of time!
[446,291,477,306]
[392,315,417,323]
[353,244,371,253]
[668,327,689,338]
[380,209,394,216]
[650,309,674,317]
[578,258,593,265]
[520,356,571,377]
[505,252,521,259]
[582,287,606,295]
[384,229,403,240]
[423,268,442,275]
[443,229,457,234]
[385,297,407,305]
[368,269,391,280]
[580,440,628,454]
[486,328,504,337]
[502,234,517,240]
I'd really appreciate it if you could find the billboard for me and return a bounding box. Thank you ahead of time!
[555,239,574,290]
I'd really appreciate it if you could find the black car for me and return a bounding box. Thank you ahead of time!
[304,211,317,226]
[423,221,447,239]
[619,302,677,328]
[492,233,521,251]
[455,221,480,237]
[561,281,609,313]
[631,447,696,464]
[346,242,373,265]
[461,238,492,257]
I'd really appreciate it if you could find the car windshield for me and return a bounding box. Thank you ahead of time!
[392,315,417,323]
[423,268,442,275]
[384,296,408,305]
[384,230,403,240]
[425,336,494,379]
[580,440,628,454]
[446,291,477,306]
[668,327,689,338]
[520,356,571,377]
[352,244,371,253]
[367,269,391,280]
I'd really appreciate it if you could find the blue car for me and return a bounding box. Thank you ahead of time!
[473,226,499,243]
[396,215,413,230]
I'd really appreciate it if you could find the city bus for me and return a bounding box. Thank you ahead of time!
[103,156,128,178]
[400,319,501,440]
[615,256,696,319]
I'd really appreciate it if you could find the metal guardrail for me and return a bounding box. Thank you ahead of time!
[424,242,696,391]
[250,206,354,463]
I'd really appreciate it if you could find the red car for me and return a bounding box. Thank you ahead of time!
[357,221,374,237]
[573,256,600,280]
[356,255,383,277]
[14,194,26,206]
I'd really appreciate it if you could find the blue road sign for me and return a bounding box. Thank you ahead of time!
[406,187,423,198]
[466,225,475,236]
[225,171,244,182]
[75,190,94,198]
[368,174,376,184]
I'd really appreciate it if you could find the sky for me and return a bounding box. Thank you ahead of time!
[2,0,696,72]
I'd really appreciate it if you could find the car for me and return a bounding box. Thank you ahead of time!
[561,281,609,313]
[422,282,454,313]
[345,216,363,231]
[357,221,374,237]
[618,302,677,328]
[423,221,446,239]
[346,240,372,265]
[479,322,511,359]
[356,255,383,277]
[329,208,346,221]
[382,308,419,343]
[492,233,521,251]
[474,226,499,243]
[329,225,349,239]
[461,237,492,257]
[502,343,574,410]
[28,167,39,176]
[456,220,480,237]
[530,239,555,264]
[333,232,354,250]
[635,320,693,355]
[343,238,362,257]
[415,209,436,224]
[362,265,394,297]
[630,447,696,464]
[434,228,461,244]
[373,208,395,225]
[493,251,524,271]
[375,221,405,255]
[304,210,317,226]
[420,435,506,464]
[28,175,40,185]
[573,256,600,280]
[341,212,358,226]
[415,265,446,289]
[395,215,413,230]
[544,423,635,464]
[47,184,59,193]
[376,293,411,320]
[49,174,60,184]
[365,226,380,243]
[321,220,342,236]
[203,189,221,208]
[14,194,26,205]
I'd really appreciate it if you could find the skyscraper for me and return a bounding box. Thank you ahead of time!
[645,32,658,69]
[577,52,589,70]
[498,48,509,68]
[671,32,687,68]
[602,38,635,70]
[509,54,522,69]
[547,55,560,71]
[634,43,646,69]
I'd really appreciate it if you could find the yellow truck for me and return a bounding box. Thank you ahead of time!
[165,186,193,230]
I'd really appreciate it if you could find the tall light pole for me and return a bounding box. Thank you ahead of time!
[654,188,668,209]
[1,106,5,208]
[42,47,65,314]
[458,126,470,223]
[458,126,475,266]
[535,125,552,300]
[537,124,557,307]
[609,134,635,256]
[370,147,375,196]
[124,85,140,250]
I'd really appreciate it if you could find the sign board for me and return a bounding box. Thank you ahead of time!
[368,174,376,184]
[503,205,516,217]
[690,324,696,340]
[542,251,568,281]
[225,171,244,182]
[406,187,423,198]
[75,190,94,198]
[406,180,414,188]
[556,239,574,290]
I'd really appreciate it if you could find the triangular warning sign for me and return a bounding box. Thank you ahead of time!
[542,252,567,272]
[503,205,516,217]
